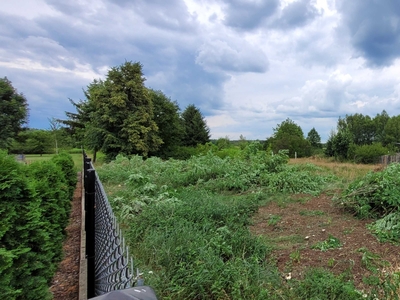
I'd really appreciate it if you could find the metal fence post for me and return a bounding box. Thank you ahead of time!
[85,168,96,298]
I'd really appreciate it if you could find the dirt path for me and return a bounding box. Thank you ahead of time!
[250,193,400,291]
[50,172,82,300]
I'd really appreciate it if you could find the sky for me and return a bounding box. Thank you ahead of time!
[1,0,400,142]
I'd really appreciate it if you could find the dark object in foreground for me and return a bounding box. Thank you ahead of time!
[91,286,158,300]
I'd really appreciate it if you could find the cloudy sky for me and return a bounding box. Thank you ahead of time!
[1,0,400,141]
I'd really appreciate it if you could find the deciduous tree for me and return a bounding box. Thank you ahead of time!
[373,110,390,144]
[0,77,29,150]
[269,118,311,157]
[148,89,184,158]
[384,115,400,146]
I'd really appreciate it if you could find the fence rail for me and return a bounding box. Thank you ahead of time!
[83,152,137,298]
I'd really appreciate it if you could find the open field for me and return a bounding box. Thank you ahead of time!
[96,153,399,299]
[289,157,378,183]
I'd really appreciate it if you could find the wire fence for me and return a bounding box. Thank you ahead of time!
[83,152,138,298]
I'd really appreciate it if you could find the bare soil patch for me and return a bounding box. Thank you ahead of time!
[50,172,82,300]
[250,193,400,291]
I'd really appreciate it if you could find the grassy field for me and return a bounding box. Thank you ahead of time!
[23,153,83,171]
[289,157,377,183]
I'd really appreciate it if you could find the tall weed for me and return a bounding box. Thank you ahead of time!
[96,150,361,299]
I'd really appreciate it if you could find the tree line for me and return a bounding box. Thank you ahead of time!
[2,64,400,163]
[58,61,211,161]
[264,111,398,163]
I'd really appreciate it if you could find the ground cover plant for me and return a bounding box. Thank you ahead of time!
[96,145,400,299]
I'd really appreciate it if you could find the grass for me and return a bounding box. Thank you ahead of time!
[289,157,376,184]
[95,152,396,299]
[23,153,83,171]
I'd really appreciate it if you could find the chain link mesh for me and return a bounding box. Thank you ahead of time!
[91,163,135,296]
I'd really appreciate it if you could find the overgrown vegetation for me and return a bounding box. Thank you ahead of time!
[337,163,400,218]
[337,163,400,245]
[0,151,76,299]
[97,146,375,299]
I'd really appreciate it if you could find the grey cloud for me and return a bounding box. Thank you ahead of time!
[43,0,88,16]
[196,39,269,73]
[0,12,45,37]
[273,0,321,29]
[223,0,279,30]
[147,52,227,115]
[0,14,81,69]
[108,0,197,33]
[337,0,400,66]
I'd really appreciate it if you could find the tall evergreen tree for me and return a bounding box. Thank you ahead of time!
[181,104,210,147]
[306,127,321,148]
[0,77,29,150]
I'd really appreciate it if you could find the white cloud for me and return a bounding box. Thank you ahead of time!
[196,35,269,73]
[1,0,400,142]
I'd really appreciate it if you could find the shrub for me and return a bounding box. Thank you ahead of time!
[367,212,400,244]
[28,161,71,254]
[337,163,400,218]
[0,151,75,300]
[353,143,388,164]
[0,151,53,299]
[51,151,77,198]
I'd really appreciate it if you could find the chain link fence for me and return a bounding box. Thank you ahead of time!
[83,152,143,298]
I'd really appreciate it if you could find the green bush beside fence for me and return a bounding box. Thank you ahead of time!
[0,151,76,299]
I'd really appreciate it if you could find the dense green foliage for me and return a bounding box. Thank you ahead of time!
[325,111,398,161]
[338,163,400,219]
[181,104,211,147]
[307,127,322,148]
[61,62,212,161]
[86,62,162,160]
[266,118,312,158]
[11,129,53,155]
[286,268,361,299]
[97,148,338,299]
[352,143,388,164]
[0,151,76,299]
[148,89,184,158]
[0,77,29,150]
[337,163,400,244]
[9,127,75,155]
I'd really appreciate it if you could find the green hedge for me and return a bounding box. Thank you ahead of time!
[0,151,76,299]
